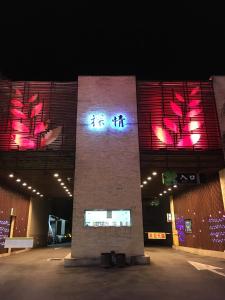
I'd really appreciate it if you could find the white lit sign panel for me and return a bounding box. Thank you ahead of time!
[87,112,128,132]
[84,210,131,227]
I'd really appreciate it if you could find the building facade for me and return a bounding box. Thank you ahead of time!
[0,76,225,261]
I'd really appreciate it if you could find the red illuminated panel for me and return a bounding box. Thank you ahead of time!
[137,81,221,151]
[0,81,77,151]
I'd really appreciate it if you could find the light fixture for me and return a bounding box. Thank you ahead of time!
[143,181,147,184]
[147,177,152,180]
[63,186,67,189]
[28,186,32,189]
[9,174,14,178]
[57,178,62,182]
[163,191,167,194]
[16,178,21,182]
[168,188,171,191]
[61,182,65,186]
[173,185,177,188]
[66,189,69,192]
[32,189,36,192]
[54,173,59,177]
[140,185,143,188]
[40,195,43,197]
[36,192,40,195]
[22,182,27,186]
[159,193,163,196]
[152,171,157,176]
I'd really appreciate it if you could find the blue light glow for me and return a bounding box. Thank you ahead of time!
[110,113,127,131]
[87,112,107,131]
[86,111,128,132]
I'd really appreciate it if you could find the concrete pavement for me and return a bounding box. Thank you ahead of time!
[0,245,225,300]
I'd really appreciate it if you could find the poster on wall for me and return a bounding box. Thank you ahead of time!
[0,220,10,248]
[184,219,192,233]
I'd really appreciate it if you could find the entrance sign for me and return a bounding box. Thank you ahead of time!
[176,173,199,184]
[147,232,166,239]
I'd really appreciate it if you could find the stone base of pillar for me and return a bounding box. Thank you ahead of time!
[64,253,150,267]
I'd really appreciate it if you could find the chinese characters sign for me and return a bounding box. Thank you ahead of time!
[87,112,127,131]
[147,232,166,239]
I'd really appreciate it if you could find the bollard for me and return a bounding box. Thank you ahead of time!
[100,253,112,268]
[115,253,126,267]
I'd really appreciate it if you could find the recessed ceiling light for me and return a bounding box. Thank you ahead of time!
[22,182,27,186]
[36,192,40,195]
[57,178,62,182]
[147,177,152,180]
[9,174,14,178]
[16,178,21,182]
[143,181,147,184]
[28,186,32,189]
[63,186,67,189]
[152,172,157,176]
[40,195,43,197]
[159,193,163,196]
[69,195,72,197]
[66,189,69,192]
[163,191,167,194]
[140,185,143,188]
[61,182,64,186]
[168,188,171,191]
[173,185,177,188]
[54,173,59,177]
[32,189,36,192]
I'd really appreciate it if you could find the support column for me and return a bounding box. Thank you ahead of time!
[69,76,148,265]
[169,195,179,246]
[219,169,225,210]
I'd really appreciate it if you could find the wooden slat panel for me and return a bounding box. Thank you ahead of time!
[173,174,225,251]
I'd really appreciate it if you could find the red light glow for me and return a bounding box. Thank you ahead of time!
[10,109,27,119]
[153,125,173,145]
[170,101,183,117]
[12,121,29,133]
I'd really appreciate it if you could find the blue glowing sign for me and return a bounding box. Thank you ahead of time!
[87,112,127,131]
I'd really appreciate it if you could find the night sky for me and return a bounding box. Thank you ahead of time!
[1,2,225,81]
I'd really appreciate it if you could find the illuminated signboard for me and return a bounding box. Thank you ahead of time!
[87,112,128,131]
[147,232,166,239]
[84,210,131,227]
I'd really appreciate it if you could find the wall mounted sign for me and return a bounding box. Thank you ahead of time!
[184,219,192,233]
[176,173,199,184]
[0,220,10,248]
[87,112,127,131]
[162,170,177,186]
[4,237,34,248]
[147,232,166,239]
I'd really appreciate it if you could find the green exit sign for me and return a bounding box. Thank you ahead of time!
[162,170,177,186]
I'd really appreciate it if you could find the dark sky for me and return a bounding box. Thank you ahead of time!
[1,2,225,81]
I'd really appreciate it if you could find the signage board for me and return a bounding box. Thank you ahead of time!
[176,173,199,184]
[0,220,10,248]
[147,232,166,239]
[184,219,192,233]
[4,237,34,248]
